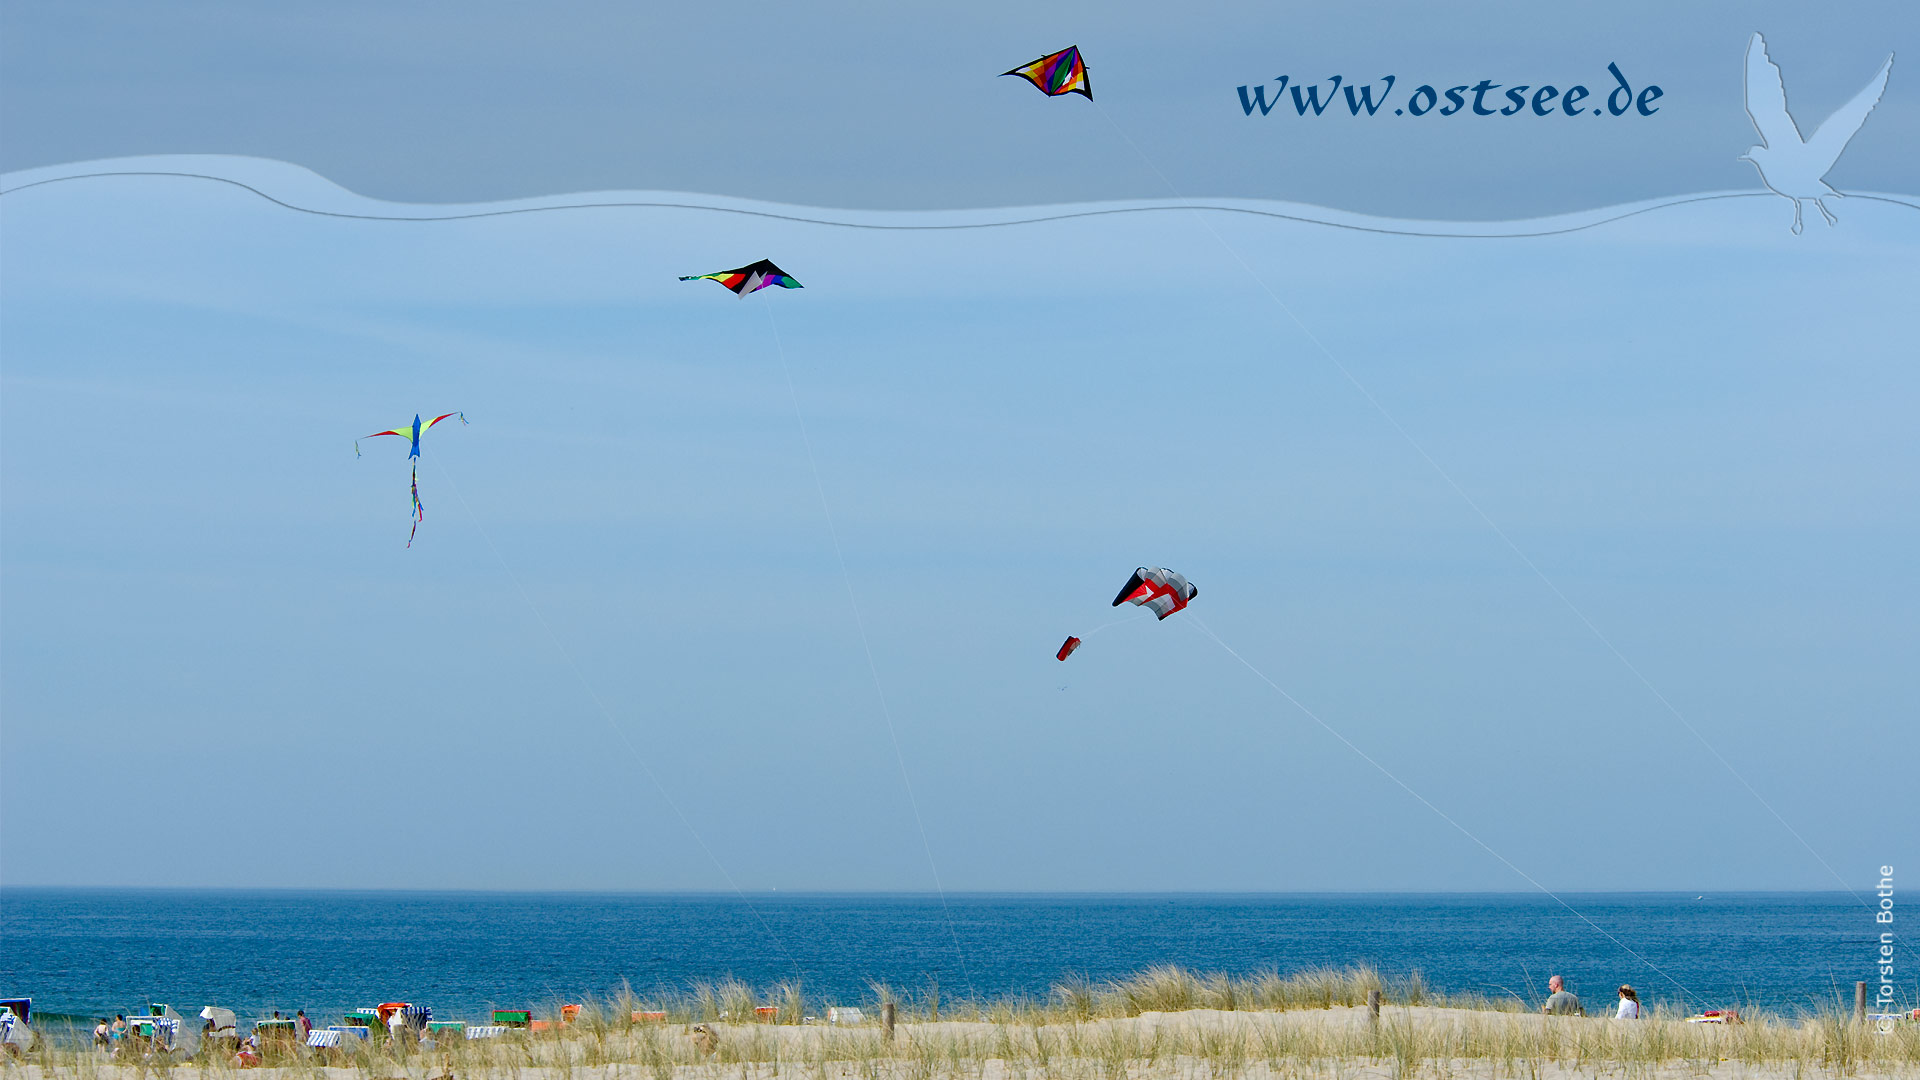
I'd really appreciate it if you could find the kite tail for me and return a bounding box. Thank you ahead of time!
[407,461,424,548]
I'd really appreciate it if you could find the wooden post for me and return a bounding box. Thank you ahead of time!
[881,1002,896,1041]
[1367,989,1381,1025]
[1855,982,1868,1024]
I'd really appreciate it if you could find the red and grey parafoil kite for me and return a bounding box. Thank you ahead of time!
[1112,566,1198,620]
[1056,567,1197,660]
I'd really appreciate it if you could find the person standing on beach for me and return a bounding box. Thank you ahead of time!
[1542,975,1584,1015]
[1614,986,1641,1018]
[296,1011,311,1039]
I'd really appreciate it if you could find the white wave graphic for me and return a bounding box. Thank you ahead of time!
[7,155,1915,240]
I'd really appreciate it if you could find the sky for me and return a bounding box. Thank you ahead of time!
[1,0,1914,215]
[0,2,1915,896]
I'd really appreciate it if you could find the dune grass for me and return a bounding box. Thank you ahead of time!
[15,968,1919,1078]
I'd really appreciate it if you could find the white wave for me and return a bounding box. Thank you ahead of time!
[8,154,1915,239]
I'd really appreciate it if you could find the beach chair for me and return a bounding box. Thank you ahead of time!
[0,1011,33,1055]
[632,1011,668,1023]
[251,1016,297,1059]
[146,1017,180,1051]
[464,1025,508,1039]
[0,1001,33,1056]
[492,1009,532,1028]
[200,1006,238,1036]
[561,1004,583,1025]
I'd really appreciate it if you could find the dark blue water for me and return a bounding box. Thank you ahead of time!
[0,890,1899,1028]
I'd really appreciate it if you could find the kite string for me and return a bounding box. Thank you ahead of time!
[761,303,977,998]
[427,454,806,979]
[1088,97,1799,990]
[1075,611,1154,639]
[1181,612,1706,1006]
[1087,97,1897,934]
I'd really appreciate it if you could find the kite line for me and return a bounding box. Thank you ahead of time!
[760,303,978,996]
[1181,613,1706,1006]
[1083,94,1905,956]
[429,454,806,979]
[8,163,1906,946]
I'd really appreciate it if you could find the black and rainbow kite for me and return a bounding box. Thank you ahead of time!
[679,260,802,297]
[1002,46,1091,100]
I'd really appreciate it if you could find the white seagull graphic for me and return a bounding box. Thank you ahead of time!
[1741,32,1894,234]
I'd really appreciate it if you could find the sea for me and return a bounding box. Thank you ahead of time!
[0,890,1900,1033]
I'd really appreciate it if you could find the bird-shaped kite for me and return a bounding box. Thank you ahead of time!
[357,412,465,547]
[679,260,802,296]
[1741,31,1893,234]
[1002,46,1091,100]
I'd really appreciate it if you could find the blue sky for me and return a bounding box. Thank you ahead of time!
[0,2,1915,895]
[2,155,1913,892]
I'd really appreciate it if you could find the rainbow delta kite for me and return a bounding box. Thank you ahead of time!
[679,260,803,296]
[357,412,466,548]
[1002,46,1091,100]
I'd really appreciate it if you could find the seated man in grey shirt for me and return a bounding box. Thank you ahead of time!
[1542,975,1584,1015]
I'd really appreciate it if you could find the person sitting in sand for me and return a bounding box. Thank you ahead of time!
[1615,985,1641,1019]
[1542,975,1584,1015]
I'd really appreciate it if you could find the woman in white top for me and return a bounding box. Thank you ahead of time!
[1615,985,1642,1019]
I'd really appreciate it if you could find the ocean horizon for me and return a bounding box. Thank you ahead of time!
[2,888,1898,1029]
